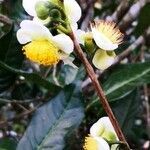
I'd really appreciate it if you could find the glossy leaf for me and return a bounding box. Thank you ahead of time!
[87,62,150,109]
[112,90,140,135]
[57,65,78,86]
[0,24,23,93]
[0,138,17,150]
[17,83,84,150]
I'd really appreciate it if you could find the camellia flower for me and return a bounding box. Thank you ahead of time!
[84,117,119,150]
[90,117,118,142]
[84,136,110,150]
[91,20,123,70]
[22,0,81,29]
[17,20,74,66]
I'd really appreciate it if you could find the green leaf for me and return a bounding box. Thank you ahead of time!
[111,90,140,136]
[0,23,13,58]
[0,24,23,93]
[0,138,17,150]
[87,62,150,109]
[57,65,78,86]
[17,83,84,150]
[0,24,23,68]
[0,61,61,92]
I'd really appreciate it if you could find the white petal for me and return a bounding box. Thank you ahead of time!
[52,34,74,54]
[97,117,116,133]
[92,28,118,51]
[92,49,116,70]
[90,116,118,138]
[90,122,105,137]
[71,22,78,31]
[95,137,110,150]
[111,144,119,150]
[33,16,51,25]
[74,29,86,45]
[22,0,39,16]
[17,29,32,44]
[17,20,52,44]
[64,0,81,23]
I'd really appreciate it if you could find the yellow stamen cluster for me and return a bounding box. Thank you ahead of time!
[84,136,98,150]
[23,40,60,66]
[91,20,123,44]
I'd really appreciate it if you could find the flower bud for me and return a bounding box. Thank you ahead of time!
[84,33,95,53]
[35,1,50,20]
[50,9,61,19]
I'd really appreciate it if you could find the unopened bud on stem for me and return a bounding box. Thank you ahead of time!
[35,1,50,20]
[50,9,61,19]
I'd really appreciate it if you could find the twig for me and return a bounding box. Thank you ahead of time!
[0,104,41,127]
[79,0,97,29]
[0,14,12,25]
[113,36,144,65]
[69,31,130,149]
[107,0,133,23]
[0,109,35,127]
[0,98,37,104]
[119,0,148,32]
[140,45,150,136]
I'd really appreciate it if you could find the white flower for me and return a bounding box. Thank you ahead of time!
[17,20,74,66]
[90,117,118,142]
[84,136,110,150]
[91,20,123,51]
[91,20,123,70]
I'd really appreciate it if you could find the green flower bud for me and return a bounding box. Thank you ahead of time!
[35,1,50,20]
[50,9,61,19]
[84,33,95,53]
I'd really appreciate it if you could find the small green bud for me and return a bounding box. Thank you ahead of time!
[35,1,50,20]
[84,33,95,53]
[50,9,61,19]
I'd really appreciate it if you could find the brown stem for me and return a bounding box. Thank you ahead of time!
[69,31,130,149]
[119,0,148,32]
[0,14,12,25]
[0,109,35,128]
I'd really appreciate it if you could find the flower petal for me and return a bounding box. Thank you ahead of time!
[74,29,86,45]
[52,34,74,54]
[92,49,116,70]
[17,20,52,44]
[71,22,78,31]
[22,0,39,16]
[97,117,116,133]
[90,122,105,137]
[95,137,110,150]
[64,0,81,23]
[92,28,118,51]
